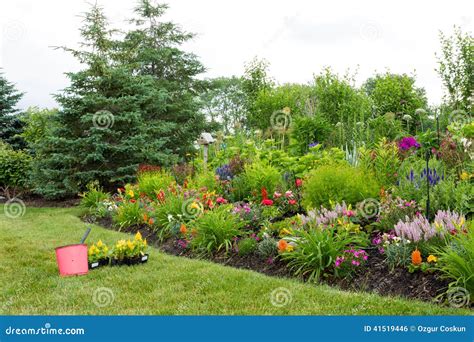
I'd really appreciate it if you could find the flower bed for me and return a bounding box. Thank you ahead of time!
[80,133,473,310]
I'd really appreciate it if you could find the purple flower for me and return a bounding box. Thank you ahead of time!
[372,236,382,245]
[308,141,320,148]
[398,136,421,151]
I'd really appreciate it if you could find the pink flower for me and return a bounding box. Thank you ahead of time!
[273,192,282,198]
[295,179,302,187]
[216,197,227,204]
[343,209,354,217]
[285,190,293,198]
[288,199,297,205]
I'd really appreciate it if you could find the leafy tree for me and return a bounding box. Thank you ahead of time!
[436,26,474,113]
[20,107,59,149]
[0,71,25,150]
[312,68,372,146]
[0,141,31,199]
[251,83,313,131]
[199,77,247,134]
[242,57,274,128]
[313,68,372,125]
[363,72,428,135]
[363,72,427,118]
[32,2,206,199]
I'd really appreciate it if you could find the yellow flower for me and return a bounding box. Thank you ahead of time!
[427,255,437,263]
[460,172,469,181]
[135,231,142,241]
[128,190,135,198]
[96,240,103,248]
[280,228,292,236]
[286,245,294,252]
[143,239,147,247]
[127,240,134,250]
[190,202,200,209]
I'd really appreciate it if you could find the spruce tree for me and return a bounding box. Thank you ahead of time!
[0,71,25,149]
[33,2,206,198]
[121,0,207,156]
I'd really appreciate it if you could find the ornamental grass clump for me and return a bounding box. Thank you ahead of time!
[434,227,474,300]
[191,205,244,255]
[280,226,368,283]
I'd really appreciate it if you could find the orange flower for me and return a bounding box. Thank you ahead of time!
[148,218,154,225]
[180,224,187,234]
[143,213,148,223]
[278,239,289,252]
[412,248,422,265]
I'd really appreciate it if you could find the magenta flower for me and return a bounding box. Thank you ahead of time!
[398,136,421,151]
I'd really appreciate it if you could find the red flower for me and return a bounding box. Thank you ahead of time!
[295,178,302,187]
[157,190,165,203]
[130,199,136,203]
[261,199,274,206]
[261,187,268,200]
[288,199,297,205]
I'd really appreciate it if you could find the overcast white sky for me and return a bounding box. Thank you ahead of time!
[0,0,472,110]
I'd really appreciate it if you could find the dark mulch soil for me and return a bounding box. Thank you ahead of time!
[83,215,459,307]
[326,249,450,303]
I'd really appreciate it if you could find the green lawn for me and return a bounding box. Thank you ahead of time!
[0,205,471,315]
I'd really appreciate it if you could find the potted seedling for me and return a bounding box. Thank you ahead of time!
[111,232,149,266]
[88,240,110,269]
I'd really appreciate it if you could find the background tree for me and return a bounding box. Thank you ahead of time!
[363,72,427,121]
[0,71,26,150]
[20,107,59,153]
[436,26,473,114]
[251,83,313,131]
[242,57,274,129]
[199,77,247,134]
[312,68,372,147]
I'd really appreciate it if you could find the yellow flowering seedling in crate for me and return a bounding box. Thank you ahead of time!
[111,232,149,266]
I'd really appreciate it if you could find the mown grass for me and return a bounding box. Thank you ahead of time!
[0,205,471,315]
